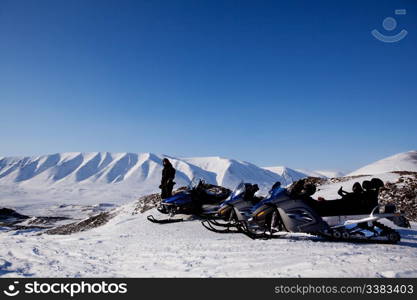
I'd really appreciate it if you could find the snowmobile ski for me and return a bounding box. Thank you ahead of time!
[147,215,185,224]
[201,219,242,233]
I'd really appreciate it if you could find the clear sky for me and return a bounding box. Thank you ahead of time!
[0,0,416,172]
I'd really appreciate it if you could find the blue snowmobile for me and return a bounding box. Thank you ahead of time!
[147,178,231,224]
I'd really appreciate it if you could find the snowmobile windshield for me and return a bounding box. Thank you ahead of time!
[225,182,246,204]
[268,186,286,199]
[188,177,202,190]
[250,187,286,212]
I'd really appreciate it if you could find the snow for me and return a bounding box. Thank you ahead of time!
[1,151,417,278]
[294,168,345,178]
[349,150,417,176]
[1,202,416,278]
[313,170,346,178]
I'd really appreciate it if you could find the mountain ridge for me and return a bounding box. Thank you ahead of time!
[2,151,416,191]
[0,152,289,191]
[348,150,417,176]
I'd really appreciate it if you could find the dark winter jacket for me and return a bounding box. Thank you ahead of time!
[161,159,176,186]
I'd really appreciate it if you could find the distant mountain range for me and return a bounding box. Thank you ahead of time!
[0,152,285,192]
[0,151,416,193]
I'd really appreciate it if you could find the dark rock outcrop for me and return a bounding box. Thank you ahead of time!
[45,212,114,235]
[379,172,417,221]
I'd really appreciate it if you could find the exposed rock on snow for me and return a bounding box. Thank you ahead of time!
[0,207,29,223]
[379,172,417,221]
[133,193,162,214]
[0,207,96,231]
[289,176,327,187]
[45,211,114,235]
[26,216,71,226]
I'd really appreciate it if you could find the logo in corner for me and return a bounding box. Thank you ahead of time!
[3,281,20,297]
[371,9,408,43]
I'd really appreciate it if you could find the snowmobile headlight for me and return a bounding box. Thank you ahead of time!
[219,207,229,215]
[256,210,266,217]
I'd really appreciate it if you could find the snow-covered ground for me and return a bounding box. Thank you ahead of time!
[1,201,417,278]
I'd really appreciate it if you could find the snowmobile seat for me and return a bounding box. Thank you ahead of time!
[316,178,385,217]
[313,198,376,217]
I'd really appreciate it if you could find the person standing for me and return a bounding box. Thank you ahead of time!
[160,158,176,199]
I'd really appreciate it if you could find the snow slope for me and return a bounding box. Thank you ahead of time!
[313,170,346,178]
[263,166,309,185]
[265,167,345,179]
[349,151,417,176]
[294,169,345,178]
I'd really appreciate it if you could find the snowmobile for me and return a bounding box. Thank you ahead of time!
[147,178,231,224]
[241,179,410,243]
[201,181,280,234]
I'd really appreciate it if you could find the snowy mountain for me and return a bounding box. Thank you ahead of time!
[0,152,286,196]
[348,150,417,176]
[263,166,309,184]
[294,169,345,178]
[265,166,345,180]
[314,170,346,178]
[0,152,285,188]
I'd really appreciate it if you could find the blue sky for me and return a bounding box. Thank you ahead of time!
[0,0,416,171]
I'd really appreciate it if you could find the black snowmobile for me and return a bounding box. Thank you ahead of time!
[147,178,231,224]
[242,178,410,243]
